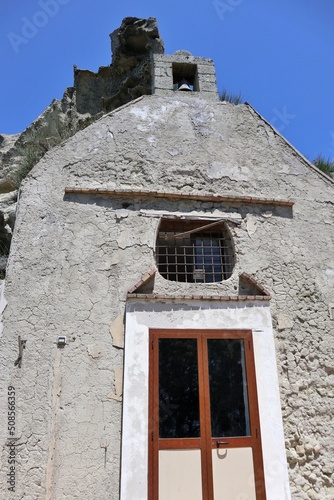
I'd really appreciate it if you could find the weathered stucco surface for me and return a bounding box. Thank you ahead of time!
[0,70,334,498]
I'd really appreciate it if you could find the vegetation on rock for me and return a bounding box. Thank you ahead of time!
[313,155,334,177]
[219,89,243,105]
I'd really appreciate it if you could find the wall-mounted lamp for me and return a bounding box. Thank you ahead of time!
[57,335,67,347]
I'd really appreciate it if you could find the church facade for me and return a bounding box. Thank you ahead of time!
[0,18,333,500]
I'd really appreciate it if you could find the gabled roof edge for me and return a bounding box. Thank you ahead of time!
[96,95,145,122]
[245,102,334,186]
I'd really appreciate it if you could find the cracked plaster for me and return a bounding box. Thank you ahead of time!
[0,88,333,499]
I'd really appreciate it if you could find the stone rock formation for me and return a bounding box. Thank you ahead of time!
[75,16,164,115]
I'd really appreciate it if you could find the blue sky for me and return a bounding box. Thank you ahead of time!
[1,0,334,162]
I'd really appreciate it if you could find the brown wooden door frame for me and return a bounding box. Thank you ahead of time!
[148,329,266,500]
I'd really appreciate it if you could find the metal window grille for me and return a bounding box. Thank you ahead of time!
[156,219,235,283]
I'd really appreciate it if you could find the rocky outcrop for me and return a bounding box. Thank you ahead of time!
[75,17,164,115]
[0,191,16,278]
[0,17,164,278]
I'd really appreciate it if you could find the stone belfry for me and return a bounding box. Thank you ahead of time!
[1,16,334,500]
[152,50,218,99]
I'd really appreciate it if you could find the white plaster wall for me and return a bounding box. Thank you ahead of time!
[121,299,291,500]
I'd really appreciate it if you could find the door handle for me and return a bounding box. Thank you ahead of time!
[217,441,229,447]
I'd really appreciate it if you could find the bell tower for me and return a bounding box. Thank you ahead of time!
[152,50,219,99]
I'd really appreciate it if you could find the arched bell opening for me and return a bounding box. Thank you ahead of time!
[172,62,199,92]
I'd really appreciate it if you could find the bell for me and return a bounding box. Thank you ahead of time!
[177,78,193,91]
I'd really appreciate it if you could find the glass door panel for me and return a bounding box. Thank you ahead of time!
[207,338,250,438]
[159,338,200,439]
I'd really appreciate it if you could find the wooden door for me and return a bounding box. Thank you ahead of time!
[148,329,266,500]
